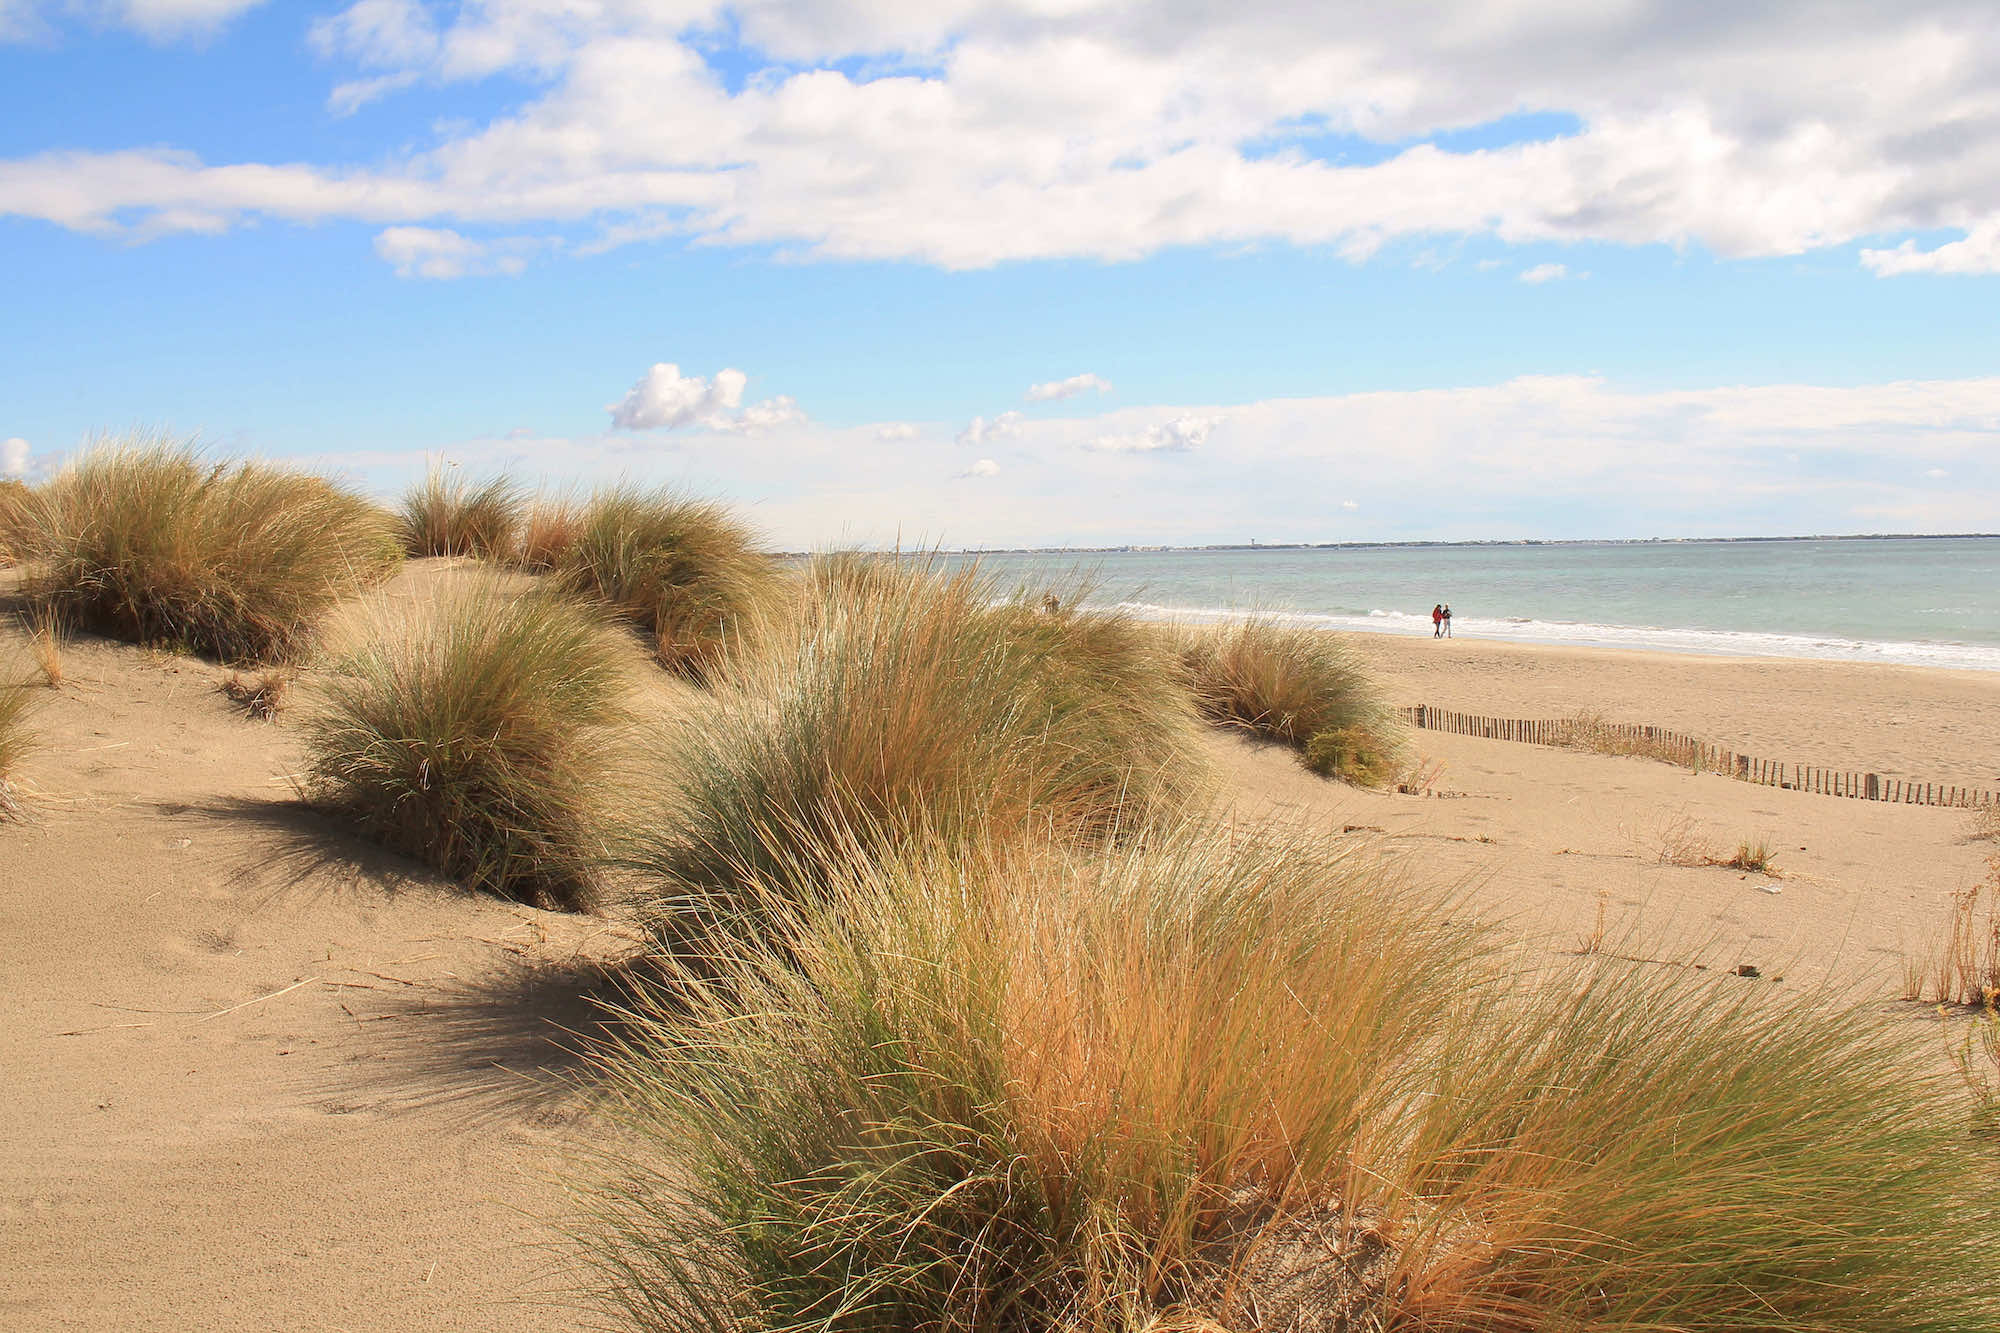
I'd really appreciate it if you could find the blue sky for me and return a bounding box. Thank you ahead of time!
[4,1,1998,546]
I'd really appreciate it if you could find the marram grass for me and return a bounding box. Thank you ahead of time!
[300,572,636,910]
[1175,616,1398,752]
[632,554,1212,943]
[0,662,35,819]
[12,436,399,662]
[397,466,524,559]
[579,827,2000,1332]
[560,485,780,680]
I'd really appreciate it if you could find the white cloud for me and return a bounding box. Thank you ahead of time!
[956,411,1024,448]
[1,436,28,478]
[2,0,268,41]
[10,4,2000,273]
[372,226,540,279]
[1925,467,1949,478]
[1340,499,1359,511]
[875,422,920,441]
[297,373,2000,548]
[1088,415,1220,453]
[963,458,1000,477]
[607,362,804,433]
[1026,372,1113,402]
[1862,219,2000,276]
[1519,262,1568,284]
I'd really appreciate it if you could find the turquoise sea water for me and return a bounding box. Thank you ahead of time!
[952,537,2000,671]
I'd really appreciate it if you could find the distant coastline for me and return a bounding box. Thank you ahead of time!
[932,532,2000,556]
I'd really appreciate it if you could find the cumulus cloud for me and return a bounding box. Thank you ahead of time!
[1026,372,1113,402]
[1862,220,2000,276]
[963,458,1000,477]
[1519,263,1568,284]
[1087,415,1220,453]
[9,3,2000,273]
[607,362,804,433]
[956,411,1024,448]
[1,436,28,478]
[875,422,920,440]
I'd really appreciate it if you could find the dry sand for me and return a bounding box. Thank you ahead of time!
[2,583,1995,1329]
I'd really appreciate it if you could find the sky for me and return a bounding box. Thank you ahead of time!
[3,1,1999,548]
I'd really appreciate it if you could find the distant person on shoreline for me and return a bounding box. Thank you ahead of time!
[1443,604,1453,638]
[1432,603,1444,637]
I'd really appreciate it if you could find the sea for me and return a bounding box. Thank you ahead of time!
[948,537,2000,672]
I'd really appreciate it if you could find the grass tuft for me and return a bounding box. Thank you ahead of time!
[0,661,35,819]
[221,668,289,721]
[560,486,779,680]
[397,466,524,559]
[300,573,636,910]
[1906,856,2000,1009]
[12,435,399,663]
[581,826,2000,1331]
[0,479,32,566]
[634,555,1211,942]
[1723,836,1776,873]
[515,492,585,571]
[1175,617,1401,764]
[1302,725,1397,787]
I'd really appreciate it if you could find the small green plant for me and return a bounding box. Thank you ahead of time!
[300,574,636,910]
[1724,837,1776,873]
[13,435,399,662]
[397,465,523,558]
[1303,725,1396,787]
[560,485,779,680]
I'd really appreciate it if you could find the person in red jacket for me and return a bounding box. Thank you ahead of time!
[1432,604,1444,638]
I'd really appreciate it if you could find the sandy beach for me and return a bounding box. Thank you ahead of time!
[4,579,1995,1330]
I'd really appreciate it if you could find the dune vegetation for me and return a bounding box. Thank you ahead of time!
[558,485,781,680]
[9,436,399,662]
[1176,616,1402,780]
[397,466,524,559]
[300,573,637,910]
[631,554,1211,944]
[515,492,585,572]
[0,665,33,819]
[584,825,2000,1332]
[0,478,31,565]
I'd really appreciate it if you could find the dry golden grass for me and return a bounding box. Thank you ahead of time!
[1174,616,1395,749]
[514,493,584,571]
[560,486,781,680]
[20,600,65,688]
[301,573,638,910]
[1971,802,2000,841]
[634,554,1211,942]
[0,479,31,566]
[1906,856,2000,1009]
[220,669,288,721]
[13,435,400,662]
[1553,709,1699,766]
[0,659,34,819]
[583,826,2000,1331]
[397,466,523,559]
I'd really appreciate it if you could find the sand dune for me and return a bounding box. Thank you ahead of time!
[2,581,1993,1329]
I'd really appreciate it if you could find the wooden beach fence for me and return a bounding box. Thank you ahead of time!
[1399,705,1999,810]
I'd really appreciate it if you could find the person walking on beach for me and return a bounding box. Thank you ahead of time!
[1442,604,1453,638]
[1432,604,1444,638]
